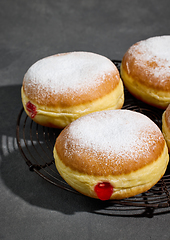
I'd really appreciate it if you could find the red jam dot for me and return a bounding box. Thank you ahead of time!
[94,182,113,201]
[26,101,37,118]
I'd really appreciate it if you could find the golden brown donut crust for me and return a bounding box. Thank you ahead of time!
[164,104,170,129]
[21,80,124,128]
[22,52,120,108]
[55,110,165,176]
[121,40,170,92]
[162,104,170,152]
[53,144,168,199]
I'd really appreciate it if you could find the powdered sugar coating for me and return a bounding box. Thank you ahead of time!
[23,52,119,104]
[60,110,164,175]
[128,35,170,81]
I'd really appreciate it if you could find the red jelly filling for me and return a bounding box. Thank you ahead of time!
[26,101,37,118]
[94,182,113,201]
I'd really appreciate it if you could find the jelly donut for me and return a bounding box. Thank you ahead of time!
[162,104,170,152]
[53,110,169,200]
[120,36,170,109]
[21,52,124,128]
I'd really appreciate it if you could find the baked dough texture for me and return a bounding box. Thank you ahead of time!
[162,104,170,152]
[21,52,124,128]
[120,36,170,109]
[53,109,169,200]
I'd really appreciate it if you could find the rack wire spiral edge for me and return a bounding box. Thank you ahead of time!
[16,60,170,210]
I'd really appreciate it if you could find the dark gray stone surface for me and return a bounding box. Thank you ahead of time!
[1,0,170,239]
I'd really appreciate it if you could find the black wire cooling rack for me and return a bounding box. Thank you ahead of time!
[16,60,170,211]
